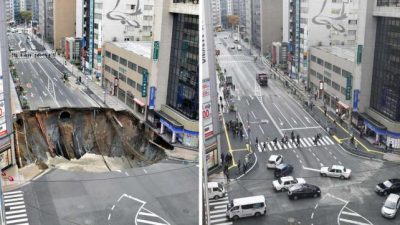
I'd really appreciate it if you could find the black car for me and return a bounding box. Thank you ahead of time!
[288,184,321,200]
[274,163,293,178]
[375,179,400,196]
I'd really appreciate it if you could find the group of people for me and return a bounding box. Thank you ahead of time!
[226,119,244,139]
[11,52,55,58]
[257,131,302,151]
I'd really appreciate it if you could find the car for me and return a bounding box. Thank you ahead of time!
[376,179,400,196]
[266,154,283,169]
[381,194,400,218]
[272,176,306,192]
[237,45,242,51]
[320,165,351,179]
[288,184,321,200]
[230,45,235,49]
[256,73,268,87]
[224,36,228,39]
[208,182,226,200]
[274,163,293,178]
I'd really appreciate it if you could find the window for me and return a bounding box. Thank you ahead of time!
[332,82,340,91]
[324,62,332,70]
[112,54,119,62]
[128,61,137,71]
[112,69,118,77]
[317,73,323,80]
[310,69,316,76]
[144,5,153,10]
[333,65,341,74]
[317,58,324,66]
[143,16,152,21]
[324,77,332,86]
[95,3,103,8]
[119,57,127,66]
[348,30,356,36]
[142,26,152,31]
[342,69,352,78]
[136,83,142,92]
[341,86,346,95]
[127,78,136,88]
[348,20,357,25]
[105,51,111,58]
[138,66,147,74]
[118,73,127,82]
[130,4,136,10]
[94,13,102,20]
[105,65,111,73]
[118,88,126,103]
[311,55,316,62]
[119,67,127,74]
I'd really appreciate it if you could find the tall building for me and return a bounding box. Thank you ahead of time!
[249,0,282,55]
[5,0,15,24]
[147,0,199,148]
[220,0,228,28]
[13,0,21,24]
[350,0,400,148]
[211,0,221,29]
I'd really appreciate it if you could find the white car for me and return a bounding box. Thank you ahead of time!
[320,165,351,179]
[272,176,306,192]
[266,154,283,169]
[224,36,228,39]
[381,194,400,218]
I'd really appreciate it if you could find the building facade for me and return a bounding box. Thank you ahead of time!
[147,0,199,148]
[5,0,15,24]
[220,0,228,29]
[102,42,152,121]
[211,0,221,29]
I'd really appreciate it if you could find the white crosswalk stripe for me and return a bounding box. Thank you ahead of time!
[208,193,232,225]
[338,207,373,225]
[257,136,336,152]
[4,190,29,225]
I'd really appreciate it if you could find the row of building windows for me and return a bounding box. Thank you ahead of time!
[311,54,353,79]
[105,50,147,74]
[104,64,144,93]
[310,69,348,95]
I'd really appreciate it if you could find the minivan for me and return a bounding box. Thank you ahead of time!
[226,195,266,220]
[274,164,293,178]
[208,182,226,200]
[237,45,242,51]
[381,193,400,218]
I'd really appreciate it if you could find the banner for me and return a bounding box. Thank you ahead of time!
[149,86,156,109]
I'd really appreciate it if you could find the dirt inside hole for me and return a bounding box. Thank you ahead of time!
[14,108,166,172]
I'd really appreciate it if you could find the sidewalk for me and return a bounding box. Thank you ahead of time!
[1,164,46,192]
[260,57,398,161]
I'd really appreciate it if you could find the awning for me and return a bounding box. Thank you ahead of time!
[155,111,183,130]
[337,101,350,110]
[134,98,145,107]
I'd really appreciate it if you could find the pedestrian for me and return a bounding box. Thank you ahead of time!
[226,172,230,183]
[390,142,393,150]
[221,152,225,164]
[255,137,258,146]
[273,137,278,146]
[221,104,224,112]
[237,160,241,173]
[220,96,223,102]
[297,138,300,147]
[324,107,327,116]
[355,141,358,150]
[243,163,247,174]
[262,142,266,151]
[310,102,314,110]
[291,134,295,143]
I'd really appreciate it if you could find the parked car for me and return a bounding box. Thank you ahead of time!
[256,73,268,87]
[272,176,306,192]
[208,182,226,200]
[381,194,400,219]
[288,184,321,200]
[320,165,351,179]
[376,179,400,196]
[230,45,235,49]
[274,163,293,178]
[266,155,283,169]
[237,45,242,51]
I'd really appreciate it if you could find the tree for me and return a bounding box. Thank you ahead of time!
[20,11,32,25]
[227,15,240,29]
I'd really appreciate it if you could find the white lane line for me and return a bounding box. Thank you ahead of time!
[251,111,257,119]
[136,219,168,225]
[40,96,44,103]
[4,198,24,203]
[3,194,23,199]
[316,157,320,162]
[246,99,250,105]
[66,99,72,106]
[10,205,25,210]
[302,166,320,172]
[209,200,229,206]
[138,212,159,217]
[299,160,303,164]
[333,156,337,160]
[273,103,292,128]
[291,117,297,125]
[5,209,26,215]
[296,154,299,159]
[329,151,333,155]
[210,209,226,214]
[311,212,314,219]
[211,222,232,225]
[4,191,22,195]
[324,136,335,145]
[338,161,342,165]
[214,205,227,209]
[341,211,360,217]
[320,163,324,167]
[338,218,371,225]
[276,142,283,150]
[303,138,312,147]
[259,125,264,135]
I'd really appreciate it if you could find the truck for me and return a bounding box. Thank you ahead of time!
[256,73,268,87]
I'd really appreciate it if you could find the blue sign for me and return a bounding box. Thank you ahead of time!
[353,89,360,112]
[149,86,156,109]
[141,71,148,97]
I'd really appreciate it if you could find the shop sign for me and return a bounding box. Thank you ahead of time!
[141,71,148,97]
[346,75,352,100]
[202,102,212,125]
[204,123,214,139]
[153,41,159,61]
[353,89,360,112]
[357,45,363,64]
[149,87,156,109]
[0,148,12,170]
[206,150,217,169]
[319,81,324,90]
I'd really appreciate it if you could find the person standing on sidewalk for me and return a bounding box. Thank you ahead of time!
[243,163,247,174]
[255,137,259,146]
[237,160,241,174]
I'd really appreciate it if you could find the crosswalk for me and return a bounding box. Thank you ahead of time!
[338,207,372,225]
[3,190,29,225]
[257,136,335,152]
[209,194,232,225]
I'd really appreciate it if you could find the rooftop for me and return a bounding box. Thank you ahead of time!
[111,41,152,59]
[312,45,356,62]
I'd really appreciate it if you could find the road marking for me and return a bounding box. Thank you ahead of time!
[338,161,342,165]
[259,125,264,134]
[291,117,297,124]
[5,209,26,215]
[311,212,314,219]
[287,142,293,148]
[276,142,283,150]
[296,154,299,159]
[251,111,256,119]
[5,218,28,224]
[143,169,147,174]
[302,166,320,172]
[281,126,322,131]
[316,157,320,162]
[299,160,302,164]
[333,156,337,159]
[39,96,44,103]
[304,138,312,147]
[222,114,236,166]
[209,200,229,206]
[246,99,250,105]
[320,163,324,167]
[341,211,360,217]
[4,194,23,199]
[214,205,227,209]
[273,103,292,128]
[278,117,283,126]
[210,209,226,214]
[300,139,307,147]
[323,136,334,145]
[338,218,371,225]
[305,116,311,124]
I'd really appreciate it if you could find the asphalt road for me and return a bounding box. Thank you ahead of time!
[211,31,400,225]
[4,162,198,225]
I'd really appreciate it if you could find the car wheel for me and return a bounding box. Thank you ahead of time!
[214,195,219,200]
[282,188,286,192]
[340,176,345,180]
[255,212,261,217]
[320,173,326,177]
[313,193,319,198]
[233,215,239,221]
[384,191,388,196]
[293,195,298,200]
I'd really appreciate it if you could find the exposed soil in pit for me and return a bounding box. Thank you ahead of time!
[15,108,166,172]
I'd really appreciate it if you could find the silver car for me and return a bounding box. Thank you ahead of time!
[381,194,400,218]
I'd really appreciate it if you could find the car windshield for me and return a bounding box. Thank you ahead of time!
[383,180,393,188]
[385,201,397,209]
[218,183,223,190]
[278,178,282,184]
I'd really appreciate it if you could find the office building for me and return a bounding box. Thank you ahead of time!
[211,0,221,29]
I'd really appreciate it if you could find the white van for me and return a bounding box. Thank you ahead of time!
[208,182,226,200]
[237,45,242,51]
[226,195,266,220]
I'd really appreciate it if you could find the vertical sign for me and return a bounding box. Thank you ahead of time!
[88,0,94,72]
[153,41,159,61]
[353,89,360,112]
[96,22,102,78]
[356,45,363,64]
[149,86,156,109]
[346,75,352,100]
[141,71,148,97]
